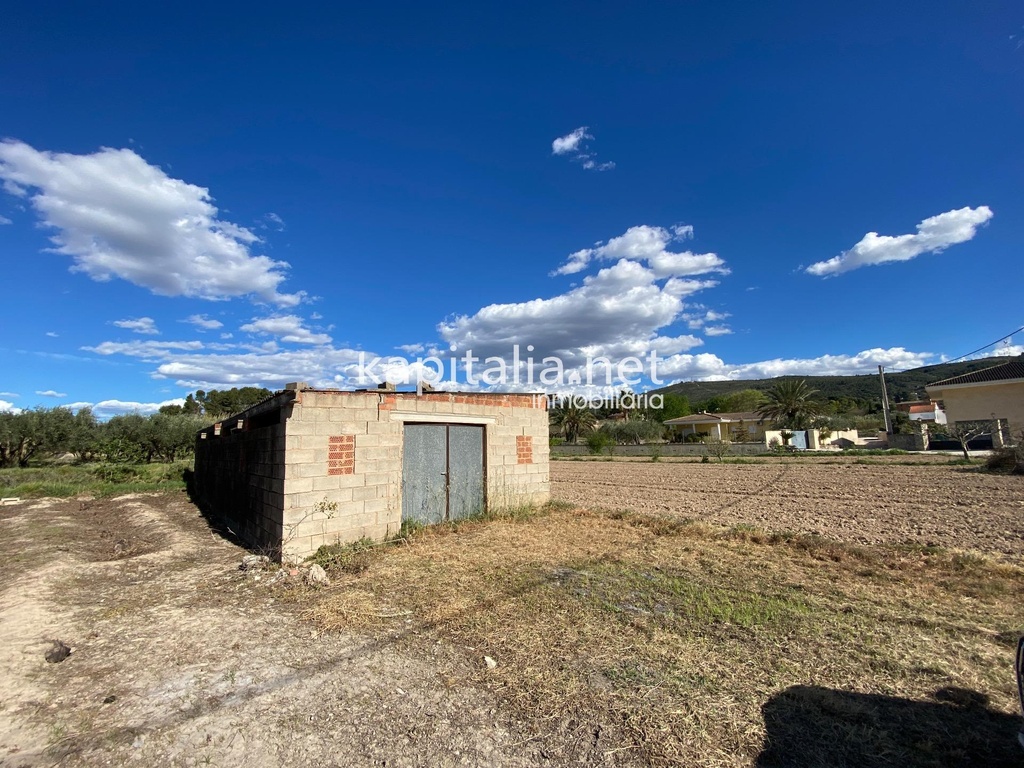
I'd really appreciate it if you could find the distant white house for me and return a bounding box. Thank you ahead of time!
[663,411,767,442]
[893,400,947,424]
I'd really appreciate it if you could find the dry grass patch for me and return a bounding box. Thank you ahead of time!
[308,505,1024,767]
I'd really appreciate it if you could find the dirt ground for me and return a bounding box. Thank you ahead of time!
[0,492,548,768]
[551,460,1024,559]
[1,461,1022,766]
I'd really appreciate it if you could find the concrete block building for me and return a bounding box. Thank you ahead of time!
[193,384,550,561]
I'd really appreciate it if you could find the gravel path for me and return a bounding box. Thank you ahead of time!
[551,460,1024,559]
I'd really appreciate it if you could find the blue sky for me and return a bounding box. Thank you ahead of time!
[1,2,1021,415]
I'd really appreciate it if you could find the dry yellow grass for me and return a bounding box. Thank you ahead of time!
[308,504,1024,766]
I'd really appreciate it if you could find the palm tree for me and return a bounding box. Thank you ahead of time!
[550,399,597,444]
[757,380,824,430]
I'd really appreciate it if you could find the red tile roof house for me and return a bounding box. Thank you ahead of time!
[925,359,1024,440]
[193,384,550,562]
[893,400,947,424]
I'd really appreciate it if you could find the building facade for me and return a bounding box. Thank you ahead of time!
[193,384,550,561]
[926,360,1024,438]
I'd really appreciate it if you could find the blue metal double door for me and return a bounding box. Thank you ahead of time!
[401,423,486,525]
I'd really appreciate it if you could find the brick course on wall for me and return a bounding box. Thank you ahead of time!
[516,434,533,464]
[194,388,550,562]
[327,434,355,475]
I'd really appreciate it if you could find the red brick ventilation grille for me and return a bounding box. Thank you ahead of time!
[516,435,533,465]
[328,435,355,475]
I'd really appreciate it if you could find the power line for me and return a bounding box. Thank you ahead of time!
[944,324,1024,365]
[882,323,1024,376]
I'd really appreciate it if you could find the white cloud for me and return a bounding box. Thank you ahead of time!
[183,314,224,330]
[684,309,730,329]
[551,127,590,155]
[432,223,733,390]
[704,326,733,337]
[65,398,185,418]
[113,316,159,335]
[84,340,205,359]
[663,278,720,298]
[807,206,994,277]
[76,324,346,394]
[35,390,67,398]
[657,347,933,383]
[0,140,304,305]
[84,219,722,396]
[0,214,11,225]
[263,212,285,231]
[45,331,58,338]
[0,400,22,414]
[240,315,332,345]
[438,259,706,386]
[989,343,1024,358]
[150,346,367,390]
[552,225,726,277]
[551,126,615,172]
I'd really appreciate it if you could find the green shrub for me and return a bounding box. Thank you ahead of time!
[586,432,615,455]
[91,464,144,483]
[309,537,379,574]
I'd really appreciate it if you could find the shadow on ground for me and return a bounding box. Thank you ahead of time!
[182,467,252,552]
[758,684,1022,767]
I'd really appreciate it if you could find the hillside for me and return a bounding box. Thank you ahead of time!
[651,356,1019,406]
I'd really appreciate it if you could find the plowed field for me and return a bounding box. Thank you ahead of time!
[551,460,1024,558]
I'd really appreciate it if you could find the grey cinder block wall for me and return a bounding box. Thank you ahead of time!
[193,386,550,561]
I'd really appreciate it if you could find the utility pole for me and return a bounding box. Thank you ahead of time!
[878,365,892,435]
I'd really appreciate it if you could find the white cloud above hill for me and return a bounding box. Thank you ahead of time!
[64,399,185,418]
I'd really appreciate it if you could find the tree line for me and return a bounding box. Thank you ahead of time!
[0,387,272,468]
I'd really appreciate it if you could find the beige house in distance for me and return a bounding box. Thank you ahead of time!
[925,359,1024,436]
[664,411,768,442]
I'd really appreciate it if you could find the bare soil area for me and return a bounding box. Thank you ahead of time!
[551,460,1024,559]
[1,461,1022,767]
[0,493,546,767]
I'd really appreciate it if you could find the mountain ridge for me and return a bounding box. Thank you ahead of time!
[650,355,1022,406]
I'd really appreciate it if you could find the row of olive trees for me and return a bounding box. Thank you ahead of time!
[0,407,209,468]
